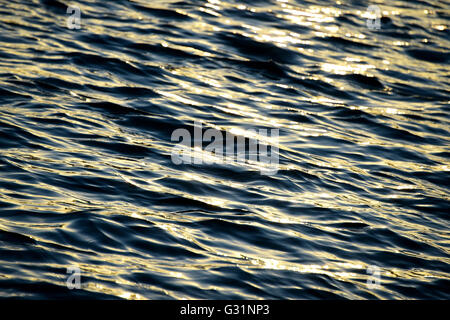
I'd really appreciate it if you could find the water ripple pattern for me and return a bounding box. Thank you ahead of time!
[0,0,449,299]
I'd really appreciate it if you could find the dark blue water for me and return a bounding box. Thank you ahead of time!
[0,0,449,299]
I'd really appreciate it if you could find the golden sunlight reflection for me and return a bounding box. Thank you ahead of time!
[245,257,370,284]
[321,63,376,75]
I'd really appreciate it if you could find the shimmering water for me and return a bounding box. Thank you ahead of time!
[0,0,449,299]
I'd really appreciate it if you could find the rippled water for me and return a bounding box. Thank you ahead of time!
[0,0,449,299]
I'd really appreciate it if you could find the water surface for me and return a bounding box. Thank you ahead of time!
[0,0,449,299]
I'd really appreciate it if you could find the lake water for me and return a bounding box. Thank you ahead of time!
[0,0,449,299]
